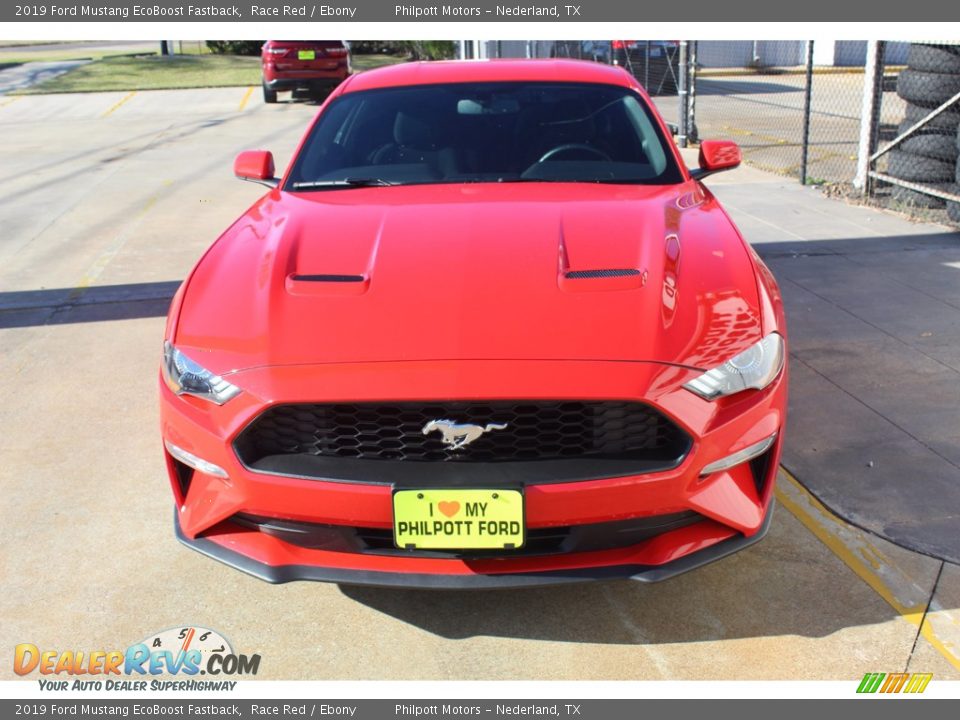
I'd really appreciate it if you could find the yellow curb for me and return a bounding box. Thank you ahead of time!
[776,468,960,671]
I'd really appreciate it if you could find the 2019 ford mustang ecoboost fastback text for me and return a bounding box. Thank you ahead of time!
[160,59,787,588]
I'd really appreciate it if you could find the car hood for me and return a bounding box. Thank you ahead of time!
[175,182,763,373]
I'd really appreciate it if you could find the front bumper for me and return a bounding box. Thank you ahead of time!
[161,359,786,587]
[263,70,348,92]
[175,502,775,588]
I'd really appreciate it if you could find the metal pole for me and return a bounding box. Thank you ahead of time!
[677,41,689,148]
[644,40,651,91]
[800,40,814,185]
[854,41,886,192]
[688,41,698,144]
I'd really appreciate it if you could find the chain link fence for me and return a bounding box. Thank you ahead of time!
[870,42,960,224]
[478,40,960,226]
[685,42,876,184]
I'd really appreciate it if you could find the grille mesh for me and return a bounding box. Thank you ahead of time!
[235,401,687,464]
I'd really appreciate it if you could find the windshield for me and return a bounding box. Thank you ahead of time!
[285,81,684,189]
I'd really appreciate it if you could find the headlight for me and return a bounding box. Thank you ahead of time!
[162,341,241,405]
[683,333,784,400]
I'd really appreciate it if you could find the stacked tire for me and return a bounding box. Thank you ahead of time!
[890,43,960,220]
[954,122,960,223]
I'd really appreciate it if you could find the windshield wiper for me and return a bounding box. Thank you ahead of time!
[494,177,598,184]
[290,177,398,190]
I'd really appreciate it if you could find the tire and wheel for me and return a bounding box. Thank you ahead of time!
[262,82,278,104]
[887,150,956,182]
[890,44,960,222]
[948,200,960,222]
[891,184,948,209]
[897,69,960,108]
[906,44,960,74]
[946,178,960,221]
[903,102,960,131]
[895,121,960,163]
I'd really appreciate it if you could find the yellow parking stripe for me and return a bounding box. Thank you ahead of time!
[238,86,254,112]
[67,192,161,302]
[776,468,960,671]
[101,91,137,118]
[0,96,23,108]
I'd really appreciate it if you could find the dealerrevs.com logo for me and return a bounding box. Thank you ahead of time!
[14,627,260,691]
[857,672,933,694]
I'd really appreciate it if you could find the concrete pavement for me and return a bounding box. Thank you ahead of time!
[0,87,957,680]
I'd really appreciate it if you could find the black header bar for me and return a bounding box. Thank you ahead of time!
[4,0,959,22]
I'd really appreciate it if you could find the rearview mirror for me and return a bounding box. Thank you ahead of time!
[234,150,278,188]
[690,140,741,180]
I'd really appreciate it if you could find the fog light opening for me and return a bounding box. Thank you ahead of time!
[164,440,228,479]
[700,433,778,477]
[170,456,195,502]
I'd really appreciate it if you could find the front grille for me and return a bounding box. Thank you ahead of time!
[236,401,688,465]
[230,509,704,559]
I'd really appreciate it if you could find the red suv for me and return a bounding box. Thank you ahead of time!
[261,40,351,103]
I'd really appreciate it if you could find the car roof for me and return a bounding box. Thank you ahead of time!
[342,59,637,93]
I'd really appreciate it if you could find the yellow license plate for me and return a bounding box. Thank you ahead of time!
[298,50,316,60]
[393,489,524,550]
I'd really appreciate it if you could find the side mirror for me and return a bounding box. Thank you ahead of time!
[234,150,278,188]
[690,140,741,180]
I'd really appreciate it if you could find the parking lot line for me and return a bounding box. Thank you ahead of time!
[0,95,22,108]
[238,86,255,112]
[67,189,162,302]
[101,90,137,118]
[776,468,960,671]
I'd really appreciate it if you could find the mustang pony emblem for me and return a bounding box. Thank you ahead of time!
[422,419,508,450]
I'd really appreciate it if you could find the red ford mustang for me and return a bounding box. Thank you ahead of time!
[160,59,787,588]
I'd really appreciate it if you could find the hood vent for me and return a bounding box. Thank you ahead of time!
[286,273,369,296]
[559,267,645,293]
[291,274,365,283]
[565,268,641,280]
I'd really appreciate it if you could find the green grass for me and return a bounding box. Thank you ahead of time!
[351,54,407,72]
[14,54,261,94]
[0,45,157,64]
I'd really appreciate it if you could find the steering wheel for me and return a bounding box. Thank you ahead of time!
[537,144,612,163]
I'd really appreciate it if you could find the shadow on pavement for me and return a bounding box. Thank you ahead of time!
[696,78,803,95]
[0,280,180,328]
[0,60,88,95]
[756,231,960,564]
[338,505,900,644]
